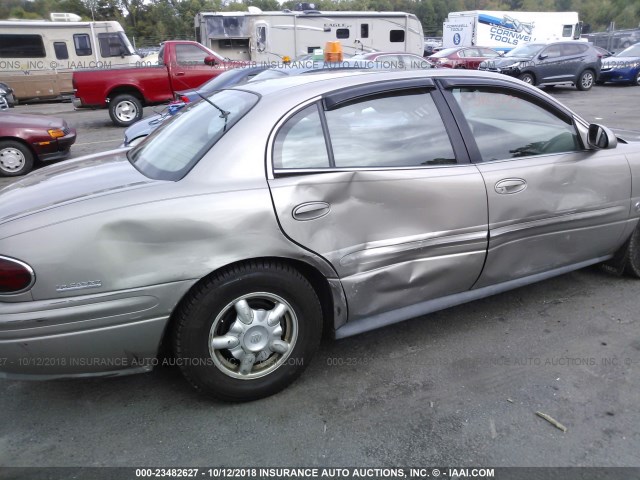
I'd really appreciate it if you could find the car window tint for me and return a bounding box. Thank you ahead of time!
[451,88,580,162]
[273,104,330,169]
[562,44,582,56]
[543,45,562,58]
[325,90,456,167]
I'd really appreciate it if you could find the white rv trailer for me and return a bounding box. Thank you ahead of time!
[194,10,424,61]
[443,11,583,52]
[0,18,140,101]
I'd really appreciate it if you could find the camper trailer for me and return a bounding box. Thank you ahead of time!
[0,18,140,101]
[194,10,424,61]
[443,11,583,52]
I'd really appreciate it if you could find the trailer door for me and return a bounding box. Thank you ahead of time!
[254,21,269,62]
[356,21,373,52]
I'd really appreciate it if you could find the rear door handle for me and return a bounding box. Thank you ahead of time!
[292,202,331,221]
[495,178,527,195]
[175,72,185,76]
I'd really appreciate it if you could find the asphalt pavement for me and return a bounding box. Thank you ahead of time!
[1,84,639,469]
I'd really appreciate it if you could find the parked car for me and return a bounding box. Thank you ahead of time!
[2,69,640,402]
[427,46,501,69]
[478,41,602,90]
[0,83,16,109]
[350,51,432,69]
[583,29,640,53]
[423,37,442,56]
[0,112,76,176]
[122,65,269,147]
[598,42,640,86]
[72,40,234,127]
[594,46,614,58]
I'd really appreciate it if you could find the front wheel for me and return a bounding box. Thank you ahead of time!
[634,71,640,86]
[518,73,535,85]
[173,261,323,402]
[0,140,34,177]
[577,70,595,91]
[109,94,143,127]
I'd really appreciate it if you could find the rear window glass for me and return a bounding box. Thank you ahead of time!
[128,90,259,180]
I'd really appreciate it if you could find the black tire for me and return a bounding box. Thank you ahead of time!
[0,140,34,177]
[576,70,595,91]
[518,72,535,85]
[624,227,640,278]
[173,261,323,402]
[634,71,640,87]
[108,93,143,127]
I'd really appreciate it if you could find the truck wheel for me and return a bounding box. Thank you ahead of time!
[109,94,143,127]
[0,140,34,177]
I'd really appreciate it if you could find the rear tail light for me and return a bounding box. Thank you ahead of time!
[0,256,35,294]
[180,95,190,103]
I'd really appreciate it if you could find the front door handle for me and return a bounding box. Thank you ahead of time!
[175,72,185,76]
[292,202,330,221]
[495,178,527,195]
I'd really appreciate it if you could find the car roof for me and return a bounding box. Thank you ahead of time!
[234,68,521,97]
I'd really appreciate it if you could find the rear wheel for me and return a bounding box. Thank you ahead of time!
[518,73,535,85]
[624,227,640,277]
[109,94,143,127]
[577,70,595,91]
[0,140,34,177]
[173,261,323,402]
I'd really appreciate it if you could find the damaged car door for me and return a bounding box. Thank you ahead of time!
[443,82,631,287]
[267,79,489,327]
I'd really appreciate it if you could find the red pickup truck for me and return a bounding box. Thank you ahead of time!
[73,41,229,127]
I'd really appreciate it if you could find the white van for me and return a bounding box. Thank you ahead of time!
[0,18,140,101]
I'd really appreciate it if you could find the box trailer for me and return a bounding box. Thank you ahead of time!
[443,11,582,52]
[195,9,424,61]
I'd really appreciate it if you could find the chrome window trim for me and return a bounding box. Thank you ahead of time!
[0,255,36,295]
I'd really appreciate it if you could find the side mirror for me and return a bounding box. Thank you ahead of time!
[538,53,548,60]
[204,55,218,66]
[588,124,617,149]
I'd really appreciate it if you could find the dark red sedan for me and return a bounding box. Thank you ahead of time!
[0,112,76,176]
[428,47,501,69]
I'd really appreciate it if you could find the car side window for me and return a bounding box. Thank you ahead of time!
[562,44,579,56]
[176,44,208,65]
[450,88,581,162]
[273,104,331,169]
[542,45,562,58]
[325,90,456,167]
[480,48,499,57]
